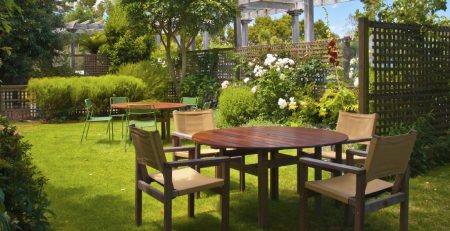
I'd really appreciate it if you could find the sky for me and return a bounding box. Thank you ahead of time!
[274,0,450,37]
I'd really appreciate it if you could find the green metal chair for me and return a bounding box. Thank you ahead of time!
[110,96,129,139]
[81,99,113,144]
[125,104,158,150]
[181,97,198,110]
[202,101,211,110]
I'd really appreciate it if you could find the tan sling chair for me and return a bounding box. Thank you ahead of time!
[305,111,378,165]
[172,110,246,191]
[299,130,417,231]
[130,126,230,231]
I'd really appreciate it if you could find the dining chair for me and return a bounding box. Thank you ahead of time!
[172,110,245,192]
[298,130,417,231]
[303,111,378,165]
[80,98,113,144]
[202,101,212,110]
[129,126,230,231]
[125,104,158,151]
[109,96,129,139]
[180,97,199,110]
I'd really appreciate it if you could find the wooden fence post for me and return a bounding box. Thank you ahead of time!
[358,17,369,114]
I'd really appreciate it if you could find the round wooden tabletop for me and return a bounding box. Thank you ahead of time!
[192,126,348,149]
[111,102,186,110]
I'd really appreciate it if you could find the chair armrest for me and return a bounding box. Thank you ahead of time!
[299,157,365,175]
[164,156,230,168]
[171,131,193,140]
[346,149,368,157]
[342,137,372,144]
[163,146,195,153]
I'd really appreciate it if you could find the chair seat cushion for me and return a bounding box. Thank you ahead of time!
[88,116,112,122]
[129,120,156,129]
[150,167,224,196]
[174,148,235,159]
[305,173,393,204]
[304,150,366,163]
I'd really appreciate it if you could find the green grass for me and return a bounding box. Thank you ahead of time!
[16,121,450,231]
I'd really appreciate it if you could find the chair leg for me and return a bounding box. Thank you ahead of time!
[299,162,308,231]
[221,164,230,231]
[400,196,408,231]
[354,203,365,231]
[85,122,91,139]
[81,121,88,144]
[164,199,172,231]
[136,186,142,226]
[188,193,195,218]
[240,155,246,192]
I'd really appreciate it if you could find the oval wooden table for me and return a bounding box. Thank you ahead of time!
[112,102,186,140]
[193,126,348,229]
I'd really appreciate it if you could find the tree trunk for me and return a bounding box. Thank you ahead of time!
[180,36,188,80]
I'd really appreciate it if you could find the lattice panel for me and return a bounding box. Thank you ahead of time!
[0,85,37,120]
[369,21,450,135]
[84,54,109,76]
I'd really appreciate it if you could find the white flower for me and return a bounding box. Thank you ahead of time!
[264,54,277,67]
[350,58,358,65]
[353,78,359,87]
[251,86,257,94]
[279,73,286,80]
[276,67,281,72]
[350,67,354,72]
[289,97,295,102]
[288,59,295,65]
[253,65,267,77]
[243,77,250,84]
[248,62,255,67]
[221,80,229,89]
[278,98,287,109]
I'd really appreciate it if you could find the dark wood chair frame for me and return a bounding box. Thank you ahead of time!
[134,145,231,231]
[298,156,410,231]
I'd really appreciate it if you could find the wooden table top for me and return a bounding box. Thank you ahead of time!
[192,126,348,149]
[111,102,186,110]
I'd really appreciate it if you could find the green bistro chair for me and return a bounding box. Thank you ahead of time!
[181,97,199,110]
[81,99,113,144]
[202,101,212,110]
[125,104,158,151]
[110,96,129,139]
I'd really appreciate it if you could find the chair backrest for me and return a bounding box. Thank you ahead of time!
[129,126,166,172]
[110,97,129,105]
[364,131,417,182]
[181,97,198,107]
[202,101,211,110]
[336,111,378,146]
[84,99,94,118]
[173,109,215,135]
[127,104,156,116]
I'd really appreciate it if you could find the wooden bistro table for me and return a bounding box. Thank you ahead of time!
[192,126,348,228]
[111,101,186,140]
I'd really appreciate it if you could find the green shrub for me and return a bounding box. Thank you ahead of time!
[217,86,258,127]
[388,113,450,176]
[0,117,50,230]
[117,60,169,101]
[181,74,219,104]
[28,75,148,120]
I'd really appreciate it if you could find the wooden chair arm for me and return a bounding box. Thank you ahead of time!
[164,156,230,168]
[171,131,193,140]
[299,157,365,175]
[163,146,195,153]
[346,149,368,157]
[342,137,372,144]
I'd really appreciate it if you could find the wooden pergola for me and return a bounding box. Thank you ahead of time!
[235,0,352,46]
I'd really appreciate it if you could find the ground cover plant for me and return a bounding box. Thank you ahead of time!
[14,121,450,231]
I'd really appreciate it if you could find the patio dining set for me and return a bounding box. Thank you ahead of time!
[81,98,417,231]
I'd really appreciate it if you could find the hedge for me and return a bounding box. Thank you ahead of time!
[28,75,148,120]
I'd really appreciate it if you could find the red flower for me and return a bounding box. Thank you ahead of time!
[327,38,336,48]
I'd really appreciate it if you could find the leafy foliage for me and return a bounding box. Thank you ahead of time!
[28,75,148,120]
[217,86,258,127]
[117,60,170,101]
[0,0,64,83]
[77,32,107,54]
[0,117,50,230]
[181,74,219,104]
[388,113,450,176]
[100,3,154,71]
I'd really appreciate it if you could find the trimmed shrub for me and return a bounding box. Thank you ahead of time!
[0,117,50,230]
[181,74,219,105]
[28,75,148,120]
[217,86,258,127]
[117,60,169,101]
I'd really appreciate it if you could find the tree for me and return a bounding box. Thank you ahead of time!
[100,3,154,70]
[0,0,64,84]
[122,0,236,88]
[356,0,449,25]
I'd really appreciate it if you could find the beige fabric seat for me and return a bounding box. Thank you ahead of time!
[299,131,417,231]
[130,126,230,231]
[305,173,393,204]
[150,167,224,195]
[320,150,366,162]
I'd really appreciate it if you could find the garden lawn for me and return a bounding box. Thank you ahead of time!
[16,121,450,231]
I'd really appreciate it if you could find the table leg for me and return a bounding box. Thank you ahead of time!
[165,110,170,140]
[297,148,303,194]
[333,144,343,177]
[314,147,322,215]
[216,148,225,179]
[257,150,269,228]
[270,150,279,200]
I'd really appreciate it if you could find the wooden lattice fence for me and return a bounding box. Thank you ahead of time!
[0,85,36,120]
[358,18,450,135]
